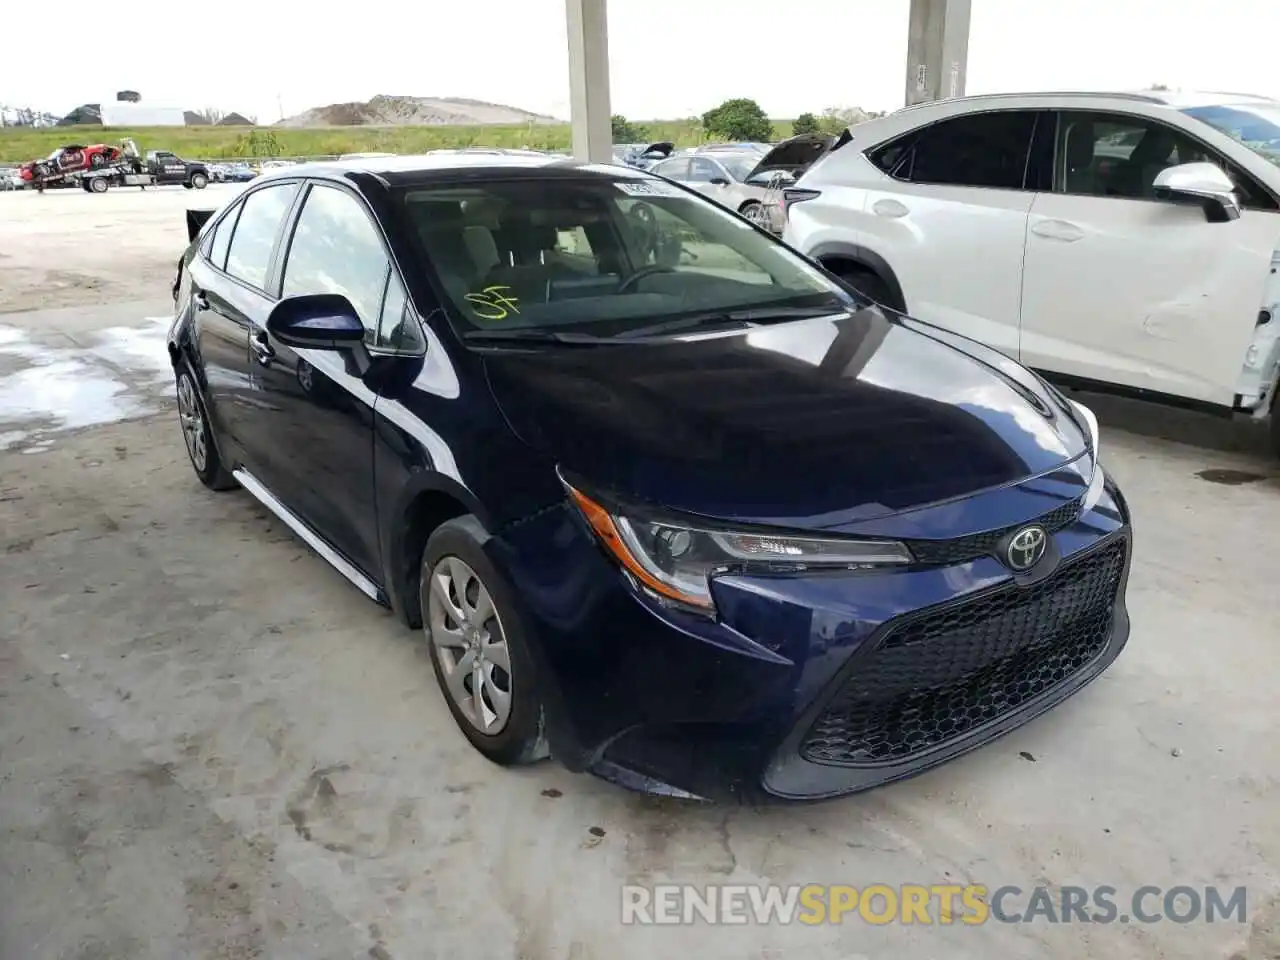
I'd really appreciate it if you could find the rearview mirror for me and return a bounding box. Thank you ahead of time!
[266,294,366,350]
[1152,162,1241,223]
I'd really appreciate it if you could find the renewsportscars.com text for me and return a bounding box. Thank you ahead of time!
[621,883,1249,926]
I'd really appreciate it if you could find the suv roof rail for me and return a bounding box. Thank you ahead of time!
[896,90,1168,114]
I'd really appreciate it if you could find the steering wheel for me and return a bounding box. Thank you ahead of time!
[617,264,677,294]
[628,201,658,241]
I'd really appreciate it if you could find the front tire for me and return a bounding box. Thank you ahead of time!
[828,263,901,312]
[190,172,208,190]
[420,517,548,766]
[176,361,236,491]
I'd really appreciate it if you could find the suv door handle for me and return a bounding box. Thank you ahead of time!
[251,331,275,366]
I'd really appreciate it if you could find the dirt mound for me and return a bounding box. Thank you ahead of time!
[276,94,560,127]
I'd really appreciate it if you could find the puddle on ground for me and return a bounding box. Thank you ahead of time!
[0,318,173,452]
[1195,468,1267,485]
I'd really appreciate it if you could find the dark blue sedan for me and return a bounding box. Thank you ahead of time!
[168,154,1131,802]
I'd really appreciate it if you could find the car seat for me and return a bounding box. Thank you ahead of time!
[1063,120,1097,195]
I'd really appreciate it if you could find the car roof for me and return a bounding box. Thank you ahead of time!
[252,152,658,188]
[895,89,1278,116]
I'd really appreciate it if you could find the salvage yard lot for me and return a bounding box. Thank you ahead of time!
[1,187,1278,960]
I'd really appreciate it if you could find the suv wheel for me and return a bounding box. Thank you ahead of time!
[176,362,236,490]
[421,517,548,765]
[829,264,900,312]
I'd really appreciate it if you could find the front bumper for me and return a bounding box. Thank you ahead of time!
[486,472,1132,803]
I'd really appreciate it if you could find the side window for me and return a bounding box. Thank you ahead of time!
[225,184,296,289]
[688,158,720,182]
[1056,111,1218,200]
[899,110,1038,189]
[653,158,689,181]
[206,206,237,270]
[376,272,424,352]
[282,184,390,343]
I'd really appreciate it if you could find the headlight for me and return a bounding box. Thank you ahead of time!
[1069,399,1100,462]
[1069,399,1106,510]
[563,478,913,615]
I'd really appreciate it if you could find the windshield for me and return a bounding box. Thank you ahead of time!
[720,156,759,181]
[398,176,846,338]
[1183,103,1280,168]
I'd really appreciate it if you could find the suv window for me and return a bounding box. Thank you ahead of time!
[282,184,394,345]
[225,184,296,289]
[1056,111,1223,200]
[894,110,1038,189]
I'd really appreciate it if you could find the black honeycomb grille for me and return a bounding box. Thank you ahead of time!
[801,539,1126,766]
[904,497,1083,567]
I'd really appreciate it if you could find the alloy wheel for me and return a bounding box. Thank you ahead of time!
[176,373,207,472]
[427,556,514,734]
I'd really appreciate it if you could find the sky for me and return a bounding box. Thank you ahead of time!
[3,0,1279,122]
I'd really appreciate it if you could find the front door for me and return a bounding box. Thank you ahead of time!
[1019,110,1280,406]
[239,181,396,579]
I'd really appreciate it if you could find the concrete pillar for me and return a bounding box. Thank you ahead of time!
[904,0,972,107]
[566,0,613,163]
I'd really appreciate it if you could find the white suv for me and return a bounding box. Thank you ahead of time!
[782,90,1280,454]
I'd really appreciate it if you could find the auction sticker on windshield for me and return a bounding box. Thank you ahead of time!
[615,181,683,198]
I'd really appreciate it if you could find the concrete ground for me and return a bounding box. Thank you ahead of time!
[1,190,1278,960]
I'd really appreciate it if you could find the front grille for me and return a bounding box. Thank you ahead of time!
[905,497,1083,567]
[801,538,1127,766]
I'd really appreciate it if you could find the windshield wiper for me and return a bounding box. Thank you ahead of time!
[614,303,848,340]
[463,329,606,346]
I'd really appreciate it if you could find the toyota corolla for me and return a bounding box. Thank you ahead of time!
[168,154,1132,802]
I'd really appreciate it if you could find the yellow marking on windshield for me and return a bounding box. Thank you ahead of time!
[465,285,520,321]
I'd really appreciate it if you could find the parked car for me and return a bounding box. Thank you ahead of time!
[169,153,1130,802]
[223,162,258,183]
[0,166,21,190]
[614,141,676,170]
[652,134,835,232]
[782,90,1280,455]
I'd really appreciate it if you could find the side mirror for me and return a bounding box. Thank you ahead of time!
[1152,162,1241,223]
[709,176,730,186]
[266,294,366,350]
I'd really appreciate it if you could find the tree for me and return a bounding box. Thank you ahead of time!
[194,107,225,125]
[701,98,773,142]
[1150,83,1169,91]
[611,114,648,143]
[791,112,821,135]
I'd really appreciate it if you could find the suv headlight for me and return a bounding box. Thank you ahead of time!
[562,477,913,615]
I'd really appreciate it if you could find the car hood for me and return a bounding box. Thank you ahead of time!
[481,307,1088,530]
[745,133,835,181]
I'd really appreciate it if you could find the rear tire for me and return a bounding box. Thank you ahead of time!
[87,176,108,194]
[1270,395,1280,461]
[420,516,549,766]
[190,172,208,190]
[828,263,901,312]
[176,361,236,491]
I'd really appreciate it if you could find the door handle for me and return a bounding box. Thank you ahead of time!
[192,290,210,311]
[251,331,275,366]
[1030,219,1084,242]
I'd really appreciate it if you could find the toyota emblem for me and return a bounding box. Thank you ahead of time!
[1006,526,1048,571]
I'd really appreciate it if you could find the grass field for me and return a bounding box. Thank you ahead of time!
[0,120,798,164]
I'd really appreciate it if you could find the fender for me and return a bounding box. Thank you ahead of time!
[381,469,494,626]
[806,240,907,313]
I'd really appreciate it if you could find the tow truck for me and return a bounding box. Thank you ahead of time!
[25,139,211,193]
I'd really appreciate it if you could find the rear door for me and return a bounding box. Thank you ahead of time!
[1018,110,1280,405]
[186,182,299,465]
[860,109,1044,357]
[237,181,409,578]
